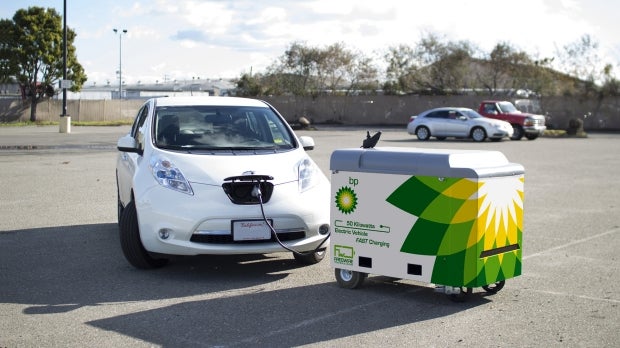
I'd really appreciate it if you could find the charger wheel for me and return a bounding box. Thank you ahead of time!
[448,287,472,302]
[335,268,366,289]
[293,249,325,265]
[482,280,505,294]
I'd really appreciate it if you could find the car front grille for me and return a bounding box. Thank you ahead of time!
[190,230,306,244]
[222,175,274,205]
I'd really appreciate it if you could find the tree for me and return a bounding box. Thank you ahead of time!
[234,72,263,96]
[268,41,323,96]
[347,54,379,95]
[413,33,474,94]
[383,44,417,94]
[0,19,17,84]
[261,41,377,96]
[4,7,86,121]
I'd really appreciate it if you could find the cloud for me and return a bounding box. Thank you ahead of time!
[171,29,208,43]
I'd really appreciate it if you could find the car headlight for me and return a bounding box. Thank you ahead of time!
[298,157,319,192]
[149,155,194,195]
[524,117,535,126]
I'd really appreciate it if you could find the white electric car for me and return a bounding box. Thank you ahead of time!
[116,96,330,269]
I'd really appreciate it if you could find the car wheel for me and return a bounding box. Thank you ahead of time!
[119,200,169,269]
[511,125,524,140]
[117,193,124,226]
[334,268,367,289]
[116,174,124,226]
[293,248,326,265]
[525,133,539,140]
[415,126,430,141]
[471,127,487,142]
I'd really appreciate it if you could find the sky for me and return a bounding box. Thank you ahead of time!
[2,0,619,86]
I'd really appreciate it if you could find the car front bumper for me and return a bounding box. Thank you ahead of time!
[134,179,331,256]
[524,125,546,135]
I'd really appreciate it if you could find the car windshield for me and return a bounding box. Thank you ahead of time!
[153,105,295,151]
[497,101,519,113]
[462,109,483,119]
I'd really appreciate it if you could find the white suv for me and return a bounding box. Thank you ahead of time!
[116,96,330,269]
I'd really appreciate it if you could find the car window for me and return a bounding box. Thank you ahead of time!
[152,105,295,151]
[426,110,449,119]
[448,111,460,119]
[130,103,150,153]
[463,109,482,119]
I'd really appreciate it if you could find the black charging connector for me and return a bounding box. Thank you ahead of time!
[251,181,329,257]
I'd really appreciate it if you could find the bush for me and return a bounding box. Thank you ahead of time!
[566,118,584,136]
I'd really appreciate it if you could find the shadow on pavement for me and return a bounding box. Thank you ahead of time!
[1,223,491,346]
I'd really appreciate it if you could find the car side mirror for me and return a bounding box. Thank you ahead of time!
[117,135,142,155]
[299,136,315,151]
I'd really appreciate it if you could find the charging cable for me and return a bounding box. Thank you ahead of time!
[252,183,329,256]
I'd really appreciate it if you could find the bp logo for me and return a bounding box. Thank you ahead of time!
[335,186,358,214]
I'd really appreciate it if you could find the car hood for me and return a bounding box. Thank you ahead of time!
[479,118,511,127]
[151,148,310,186]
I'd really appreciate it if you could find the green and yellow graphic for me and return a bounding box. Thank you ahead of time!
[386,175,524,287]
[335,186,358,215]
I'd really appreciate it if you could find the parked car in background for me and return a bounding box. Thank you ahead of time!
[478,100,546,140]
[407,107,514,142]
[116,96,330,269]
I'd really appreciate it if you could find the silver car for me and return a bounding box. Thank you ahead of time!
[407,107,514,142]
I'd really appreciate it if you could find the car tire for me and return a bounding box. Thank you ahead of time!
[525,133,539,140]
[116,174,124,226]
[511,125,524,140]
[119,200,169,269]
[471,127,487,142]
[415,126,430,141]
[293,248,326,265]
[117,189,123,226]
[334,268,367,289]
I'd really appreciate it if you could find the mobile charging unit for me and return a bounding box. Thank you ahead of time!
[329,147,524,300]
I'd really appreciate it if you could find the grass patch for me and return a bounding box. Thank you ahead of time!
[72,119,134,126]
[543,129,588,138]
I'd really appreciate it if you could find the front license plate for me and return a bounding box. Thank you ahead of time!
[232,219,272,241]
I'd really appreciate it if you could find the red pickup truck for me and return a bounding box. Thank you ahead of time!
[478,100,546,140]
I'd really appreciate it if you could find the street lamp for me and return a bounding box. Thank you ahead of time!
[113,28,127,99]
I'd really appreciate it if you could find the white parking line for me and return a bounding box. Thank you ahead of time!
[227,287,426,347]
[526,289,620,304]
[523,227,619,260]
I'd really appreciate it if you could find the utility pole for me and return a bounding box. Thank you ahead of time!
[59,0,71,133]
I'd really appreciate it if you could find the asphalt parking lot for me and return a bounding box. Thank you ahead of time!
[0,125,618,347]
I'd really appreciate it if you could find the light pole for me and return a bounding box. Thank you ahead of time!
[59,0,70,133]
[113,28,127,99]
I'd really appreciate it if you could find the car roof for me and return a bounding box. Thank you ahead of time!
[152,96,269,107]
[424,107,474,112]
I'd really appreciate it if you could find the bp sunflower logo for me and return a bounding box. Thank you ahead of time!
[335,186,358,214]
